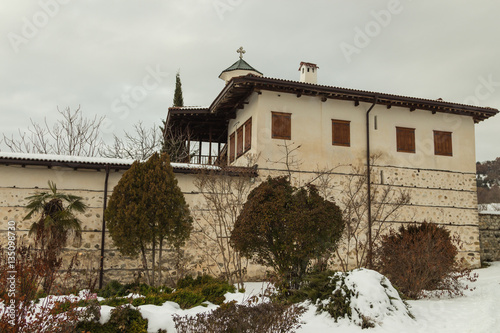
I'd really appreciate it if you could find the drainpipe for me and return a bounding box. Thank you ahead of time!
[99,164,110,289]
[366,97,378,269]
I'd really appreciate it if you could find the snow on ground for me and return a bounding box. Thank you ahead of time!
[3,263,498,332]
[297,263,500,333]
[134,262,500,333]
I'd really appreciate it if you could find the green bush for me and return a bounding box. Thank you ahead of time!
[282,269,338,303]
[98,280,172,298]
[98,280,128,298]
[289,269,413,328]
[100,296,131,307]
[75,321,116,333]
[176,274,218,289]
[286,270,354,320]
[76,304,148,333]
[99,275,235,309]
[172,274,236,308]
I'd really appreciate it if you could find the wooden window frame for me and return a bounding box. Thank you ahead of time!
[332,119,350,147]
[229,132,235,163]
[236,126,244,157]
[271,112,291,140]
[244,117,252,152]
[396,127,416,153]
[434,131,453,156]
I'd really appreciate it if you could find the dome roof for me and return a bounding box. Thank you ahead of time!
[219,58,263,76]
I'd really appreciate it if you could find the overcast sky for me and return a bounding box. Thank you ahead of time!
[1,1,499,162]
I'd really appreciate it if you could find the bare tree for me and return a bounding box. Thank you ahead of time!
[335,154,411,271]
[3,106,105,157]
[161,124,196,163]
[103,122,162,160]
[263,142,411,272]
[192,154,258,288]
[265,140,302,181]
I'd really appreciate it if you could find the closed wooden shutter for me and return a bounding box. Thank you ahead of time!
[237,126,244,157]
[272,112,291,140]
[434,131,452,156]
[396,127,415,153]
[332,120,350,146]
[244,118,252,151]
[229,132,235,163]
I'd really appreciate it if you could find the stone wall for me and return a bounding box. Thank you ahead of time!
[0,162,267,286]
[0,156,483,287]
[479,213,500,262]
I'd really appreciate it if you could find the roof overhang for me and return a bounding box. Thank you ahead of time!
[165,74,498,141]
[0,152,258,176]
[211,75,498,123]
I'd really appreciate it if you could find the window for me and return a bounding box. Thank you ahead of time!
[396,127,415,153]
[237,126,244,157]
[434,131,452,156]
[244,118,252,152]
[332,119,350,146]
[272,112,291,140]
[229,132,235,163]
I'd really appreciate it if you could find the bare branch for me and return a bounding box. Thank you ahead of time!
[192,167,255,289]
[103,122,162,160]
[3,106,106,157]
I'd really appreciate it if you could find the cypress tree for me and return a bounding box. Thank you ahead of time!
[173,71,184,107]
[105,152,193,286]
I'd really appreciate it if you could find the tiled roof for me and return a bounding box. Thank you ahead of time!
[208,74,498,122]
[0,152,257,176]
[298,62,319,70]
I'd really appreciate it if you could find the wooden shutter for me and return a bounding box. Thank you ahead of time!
[332,120,350,146]
[229,132,235,163]
[244,118,252,152]
[396,127,415,153]
[237,126,244,157]
[434,131,452,156]
[272,112,291,140]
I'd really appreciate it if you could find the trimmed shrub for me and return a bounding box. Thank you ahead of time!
[375,222,475,299]
[231,176,344,290]
[173,300,305,333]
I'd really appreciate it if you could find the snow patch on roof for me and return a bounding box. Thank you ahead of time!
[0,151,220,171]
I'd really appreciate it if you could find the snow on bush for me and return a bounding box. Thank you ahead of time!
[318,269,414,328]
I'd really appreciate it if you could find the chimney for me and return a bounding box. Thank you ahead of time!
[298,62,318,84]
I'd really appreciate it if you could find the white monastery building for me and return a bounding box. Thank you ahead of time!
[1,48,498,283]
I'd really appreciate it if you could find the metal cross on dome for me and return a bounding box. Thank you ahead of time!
[237,46,245,59]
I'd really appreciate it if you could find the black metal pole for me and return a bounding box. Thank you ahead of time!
[366,97,377,268]
[99,165,110,289]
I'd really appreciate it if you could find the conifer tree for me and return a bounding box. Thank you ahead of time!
[105,152,193,286]
[160,70,191,161]
[173,71,184,107]
[231,176,345,289]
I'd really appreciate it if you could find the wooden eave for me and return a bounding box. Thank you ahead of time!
[166,74,498,143]
[166,107,229,142]
[213,75,498,123]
